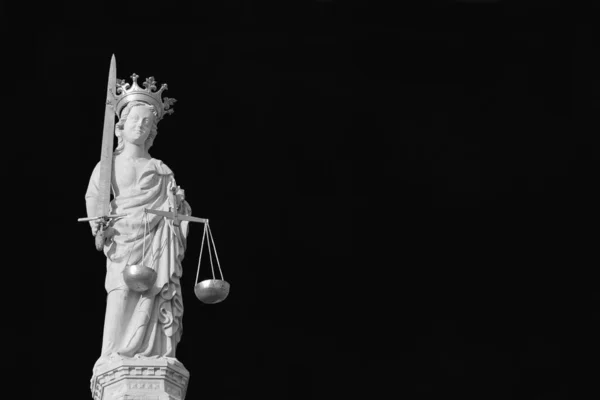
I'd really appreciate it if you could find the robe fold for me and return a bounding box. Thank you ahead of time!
[85,158,191,376]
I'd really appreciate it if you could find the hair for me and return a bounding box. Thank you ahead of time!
[114,101,159,155]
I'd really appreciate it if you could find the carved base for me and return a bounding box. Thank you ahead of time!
[91,357,190,400]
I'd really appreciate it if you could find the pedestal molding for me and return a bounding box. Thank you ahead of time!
[91,358,189,400]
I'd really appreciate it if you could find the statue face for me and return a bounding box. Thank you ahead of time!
[121,106,155,146]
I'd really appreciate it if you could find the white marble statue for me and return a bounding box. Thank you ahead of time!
[85,97,192,378]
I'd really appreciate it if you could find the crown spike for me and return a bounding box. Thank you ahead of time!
[116,78,130,95]
[143,76,157,91]
[114,73,176,122]
[156,83,167,96]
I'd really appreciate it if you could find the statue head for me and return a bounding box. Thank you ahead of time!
[114,101,159,154]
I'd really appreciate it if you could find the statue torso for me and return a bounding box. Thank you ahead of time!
[112,155,152,197]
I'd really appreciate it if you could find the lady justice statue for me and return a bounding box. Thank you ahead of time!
[83,56,192,400]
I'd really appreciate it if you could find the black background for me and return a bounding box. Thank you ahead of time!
[12,1,599,399]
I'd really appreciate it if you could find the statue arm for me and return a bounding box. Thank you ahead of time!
[168,176,193,240]
[178,198,193,244]
[176,186,191,215]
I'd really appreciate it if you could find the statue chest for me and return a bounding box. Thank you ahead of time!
[112,158,151,194]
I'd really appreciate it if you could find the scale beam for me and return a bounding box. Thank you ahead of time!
[145,208,208,224]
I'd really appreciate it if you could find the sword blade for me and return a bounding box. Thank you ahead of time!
[96,54,117,217]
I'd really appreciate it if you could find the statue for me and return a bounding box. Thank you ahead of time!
[86,100,190,368]
[83,56,192,399]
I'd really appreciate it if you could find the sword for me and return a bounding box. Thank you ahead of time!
[79,54,119,251]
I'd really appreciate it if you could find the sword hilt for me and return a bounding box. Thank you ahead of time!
[93,216,111,251]
[77,214,125,251]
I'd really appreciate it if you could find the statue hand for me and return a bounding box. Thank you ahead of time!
[175,187,186,211]
[179,200,192,216]
[90,219,116,238]
[90,219,103,236]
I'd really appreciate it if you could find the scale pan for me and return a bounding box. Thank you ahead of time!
[195,279,230,304]
[123,264,157,292]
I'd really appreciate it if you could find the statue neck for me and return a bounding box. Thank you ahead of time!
[120,142,149,160]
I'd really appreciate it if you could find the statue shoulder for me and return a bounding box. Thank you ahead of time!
[149,158,175,176]
[90,161,102,179]
[85,161,103,198]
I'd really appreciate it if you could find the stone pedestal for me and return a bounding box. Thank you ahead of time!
[91,357,190,400]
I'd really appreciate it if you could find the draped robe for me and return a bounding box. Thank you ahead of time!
[85,158,191,377]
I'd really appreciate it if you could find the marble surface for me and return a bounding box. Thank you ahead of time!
[91,356,190,400]
[86,100,193,394]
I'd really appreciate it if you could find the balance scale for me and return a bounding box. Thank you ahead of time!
[78,201,230,305]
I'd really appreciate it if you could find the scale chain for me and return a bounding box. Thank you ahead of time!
[142,212,148,263]
[194,222,224,284]
[207,223,216,281]
[195,223,208,285]
[207,223,224,281]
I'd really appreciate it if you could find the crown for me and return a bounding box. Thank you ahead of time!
[112,73,176,122]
